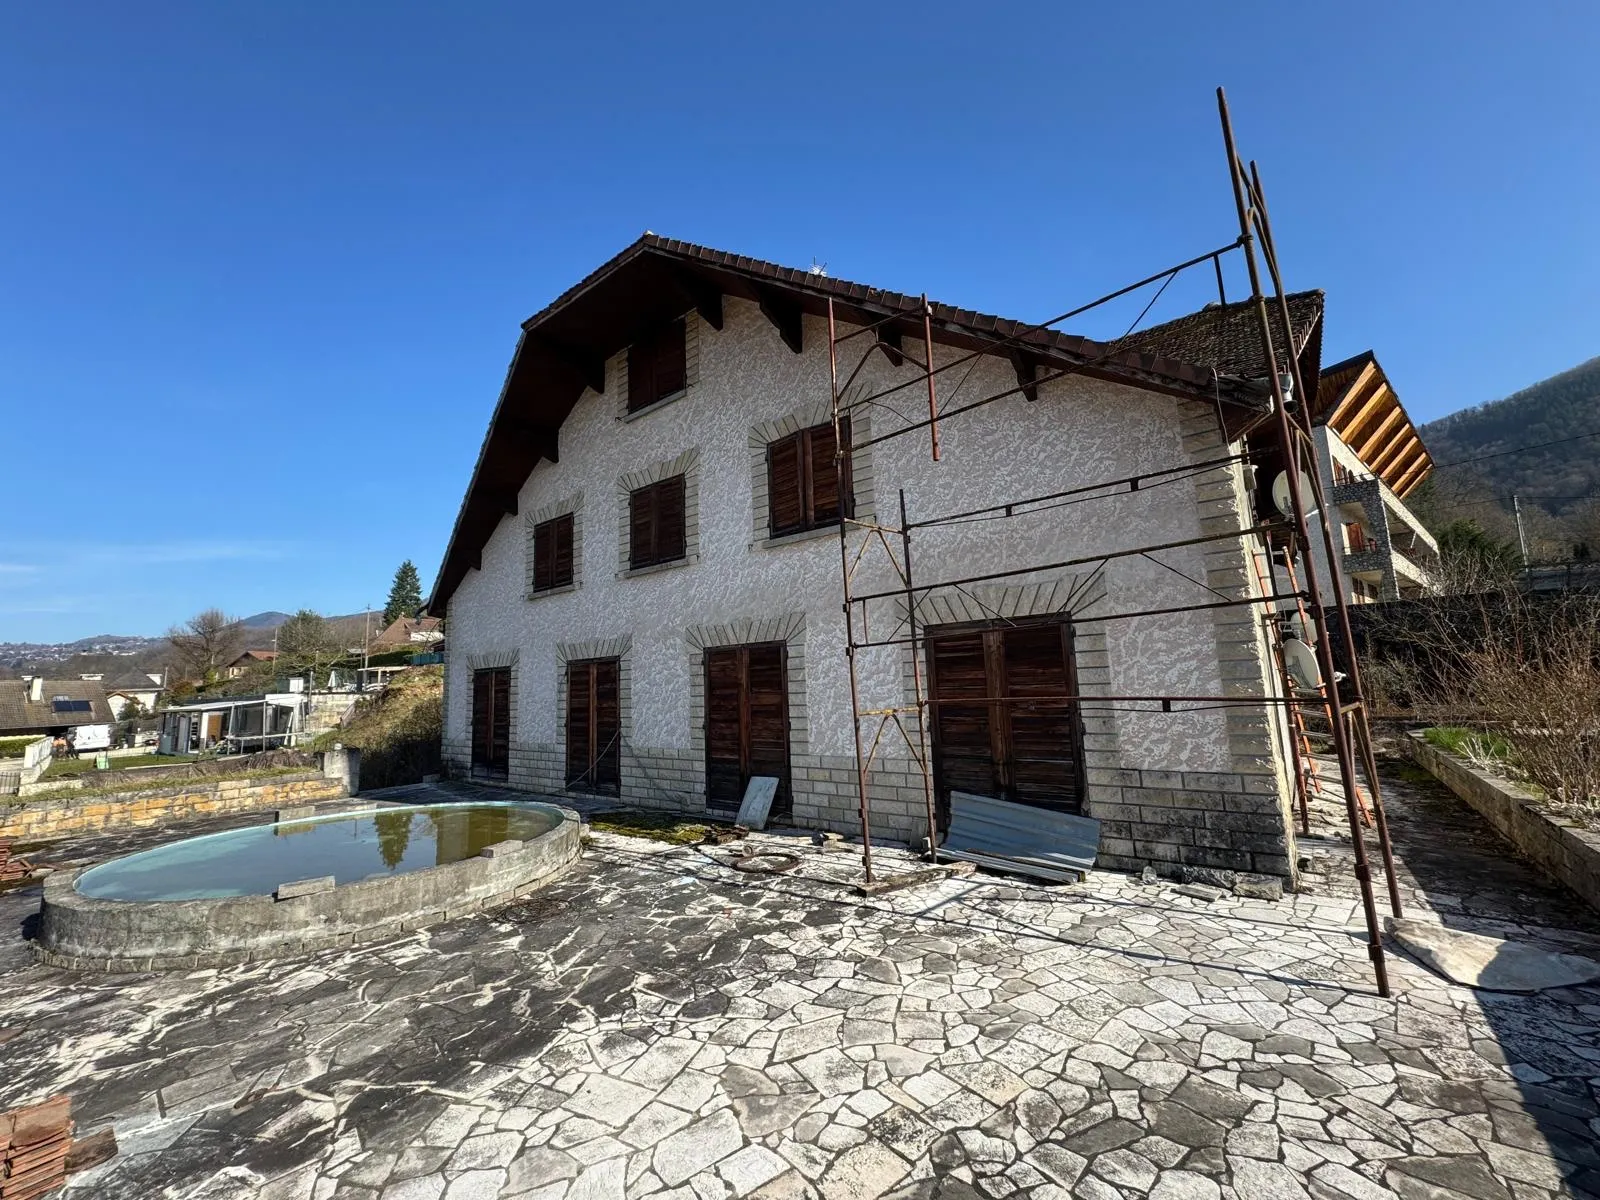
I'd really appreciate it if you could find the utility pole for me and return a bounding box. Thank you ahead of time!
[1513,494,1530,566]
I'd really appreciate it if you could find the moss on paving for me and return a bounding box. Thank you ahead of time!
[587,811,711,845]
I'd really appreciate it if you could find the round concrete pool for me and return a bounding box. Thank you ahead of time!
[37,800,581,972]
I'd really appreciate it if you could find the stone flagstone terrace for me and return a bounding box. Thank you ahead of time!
[0,765,1596,1200]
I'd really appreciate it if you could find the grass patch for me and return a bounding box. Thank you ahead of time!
[41,753,189,780]
[1424,726,1517,763]
[0,736,41,759]
[5,765,312,807]
[315,666,442,790]
[587,811,711,845]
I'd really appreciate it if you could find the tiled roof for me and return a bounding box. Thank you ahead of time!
[103,673,164,692]
[1120,291,1324,381]
[428,234,1307,613]
[373,616,444,646]
[0,680,115,734]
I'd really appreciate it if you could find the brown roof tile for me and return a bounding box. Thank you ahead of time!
[0,680,115,735]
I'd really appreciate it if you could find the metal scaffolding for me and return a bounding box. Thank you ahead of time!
[825,89,1404,995]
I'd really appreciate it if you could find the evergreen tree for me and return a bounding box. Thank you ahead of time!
[384,560,424,626]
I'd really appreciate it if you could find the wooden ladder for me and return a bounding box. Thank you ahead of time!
[1250,542,1373,833]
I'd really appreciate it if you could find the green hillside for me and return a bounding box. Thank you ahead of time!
[1420,356,1600,518]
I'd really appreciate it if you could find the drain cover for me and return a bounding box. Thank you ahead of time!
[730,851,801,874]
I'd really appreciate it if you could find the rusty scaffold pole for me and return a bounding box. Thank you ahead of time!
[830,297,878,883]
[1245,159,1404,920]
[1217,86,1392,995]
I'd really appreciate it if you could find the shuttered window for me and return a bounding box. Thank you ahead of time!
[926,618,1083,818]
[531,513,575,593]
[565,658,620,794]
[767,419,852,538]
[703,643,791,817]
[628,475,687,570]
[627,319,688,413]
[470,667,511,780]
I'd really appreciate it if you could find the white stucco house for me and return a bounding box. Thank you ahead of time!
[429,236,1326,881]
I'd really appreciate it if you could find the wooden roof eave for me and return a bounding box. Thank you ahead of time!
[427,241,1279,612]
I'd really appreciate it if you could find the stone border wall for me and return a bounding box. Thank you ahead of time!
[37,805,582,972]
[0,772,346,842]
[1407,731,1600,913]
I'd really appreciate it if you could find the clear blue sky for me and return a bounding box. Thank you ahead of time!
[3,2,1596,643]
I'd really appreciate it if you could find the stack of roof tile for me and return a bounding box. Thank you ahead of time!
[0,1096,72,1200]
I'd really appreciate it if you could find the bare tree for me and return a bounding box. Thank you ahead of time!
[167,608,244,683]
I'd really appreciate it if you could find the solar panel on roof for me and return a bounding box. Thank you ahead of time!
[51,699,92,713]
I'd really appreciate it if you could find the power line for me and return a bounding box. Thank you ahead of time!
[1433,428,1600,469]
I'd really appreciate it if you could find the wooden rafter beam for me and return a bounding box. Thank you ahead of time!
[1008,349,1040,403]
[485,487,519,517]
[1327,361,1381,427]
[671,270,724,331]
[755,285,803,354]
[1354,403,1408,464]
[528,335,606,396]
[1391,449,1433,497]
[1335,379,1391,445]
[499,417,560,464]
[876,325,904,367]
[1370,430,1420,477]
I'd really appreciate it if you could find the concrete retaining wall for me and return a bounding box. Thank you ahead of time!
[35,805,582,971]
[0,772,346,842]
[1406,731,1600,913]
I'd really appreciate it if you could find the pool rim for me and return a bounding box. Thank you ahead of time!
[35,799,583,973]
[71,798,567,903]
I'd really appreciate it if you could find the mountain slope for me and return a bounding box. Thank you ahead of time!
[1420,355,1600,517]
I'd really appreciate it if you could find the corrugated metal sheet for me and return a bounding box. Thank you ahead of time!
[939,791,1100,883]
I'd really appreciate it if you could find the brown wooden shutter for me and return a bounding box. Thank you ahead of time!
[658,475,686,562]
[473,667,511,778]
[808,419,852,525]
[565,663,591,785]
[551,513,574,587]
[655,319,687,397]
[744,644,789,814]
[472,670,493,769]
[628,477,686,568]
[629,487,655,569]
[592,659,620,793]
[928,632,1000,802]
[767,434,805,538]
[705,648,744,811]
[627,319,687,413]
[490,669,510,773]
[532,515,575,592]
[1000,622,1081,813]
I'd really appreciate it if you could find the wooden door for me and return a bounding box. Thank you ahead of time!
[704,643,791,817]
[926,618,1083,818]
[471,667,511,779]
[566,658,620,794]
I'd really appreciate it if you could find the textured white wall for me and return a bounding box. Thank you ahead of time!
[446,296,1233,774]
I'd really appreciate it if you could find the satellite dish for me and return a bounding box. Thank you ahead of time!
[1280,637,1322,692]
[1270,468,1318,520]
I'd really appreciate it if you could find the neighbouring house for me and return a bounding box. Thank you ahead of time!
[428,234,1324,881]
[158,693,304,755]
[101,670,167,719]
[1307,352,1437,603]
[371,616,444,650]
[225,649,278,679]
[0,677,116,743]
